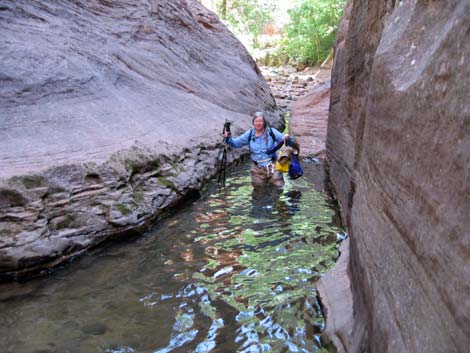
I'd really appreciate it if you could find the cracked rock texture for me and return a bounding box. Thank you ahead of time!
[326,0,470,352]
[0,0,278,279]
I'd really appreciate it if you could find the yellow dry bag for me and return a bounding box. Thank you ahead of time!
[275,144,290,173]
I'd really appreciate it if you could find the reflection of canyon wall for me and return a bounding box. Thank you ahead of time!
[326,0,470,352]
[0,0,277,279]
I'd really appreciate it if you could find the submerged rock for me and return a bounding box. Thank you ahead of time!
[326,0,470,352]
[0,0,278,279]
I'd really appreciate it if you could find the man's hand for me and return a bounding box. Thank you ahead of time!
[284,134,290,142]
[223,131,231,138]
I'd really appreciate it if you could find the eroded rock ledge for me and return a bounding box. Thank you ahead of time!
[0,0,279,279]
[325,0,470,352]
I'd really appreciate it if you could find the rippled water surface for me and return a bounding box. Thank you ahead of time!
[0,161,344,353]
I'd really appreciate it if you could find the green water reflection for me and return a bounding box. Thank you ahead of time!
[188,165,342,353]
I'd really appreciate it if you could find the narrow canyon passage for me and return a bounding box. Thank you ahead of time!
[2,1,467,352]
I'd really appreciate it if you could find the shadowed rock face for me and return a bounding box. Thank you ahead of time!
[327,0,470,352]
[0,0,277,279]
[290,81,330,158]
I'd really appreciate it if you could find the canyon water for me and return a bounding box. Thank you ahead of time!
[0,160,344,353]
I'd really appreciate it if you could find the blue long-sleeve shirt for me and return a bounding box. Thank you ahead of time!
[225,128,294,167]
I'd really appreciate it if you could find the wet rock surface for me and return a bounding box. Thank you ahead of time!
[326,1,470,352]
[0,0,278,279]
[317,239,358,353]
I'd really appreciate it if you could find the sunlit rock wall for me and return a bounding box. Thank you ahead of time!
[0,0,277,279]
[326,0,470,352]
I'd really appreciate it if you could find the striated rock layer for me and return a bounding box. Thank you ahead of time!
[326,0,470,352]
[0,0,278,279]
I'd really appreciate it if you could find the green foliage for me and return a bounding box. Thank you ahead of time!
[212,0,276,48]
[280,0,346,65]
[206,0,346,66]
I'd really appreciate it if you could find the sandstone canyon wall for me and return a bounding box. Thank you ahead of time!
[326,0,469,352]
[0,0,278,279]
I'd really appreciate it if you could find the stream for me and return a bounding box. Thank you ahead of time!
[0,159,344,353]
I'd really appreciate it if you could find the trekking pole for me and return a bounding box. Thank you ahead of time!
[218,145,227,187]
[218,120,231,187]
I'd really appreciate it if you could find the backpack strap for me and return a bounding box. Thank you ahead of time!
[268,127,276,143]
[267,140,284,155]
[266,127,283,156]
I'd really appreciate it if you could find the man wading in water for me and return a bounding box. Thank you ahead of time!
[223,111,294,187]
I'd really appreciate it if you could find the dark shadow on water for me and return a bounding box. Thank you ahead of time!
[250,185,302,218]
